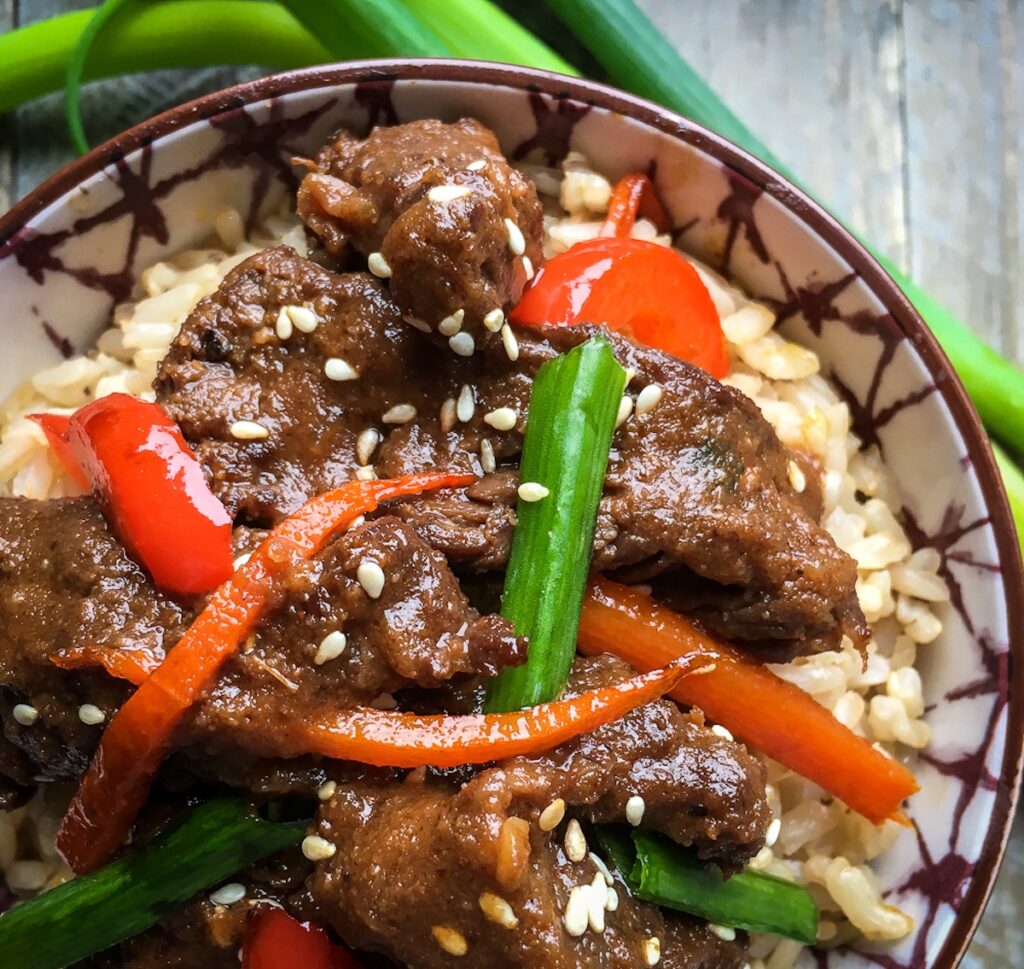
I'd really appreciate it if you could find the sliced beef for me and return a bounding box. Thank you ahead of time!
[0,497,189,786]
[497,655,769,871]
[155,246,864,656]
[297,118,544,343]
[311,769,748,969]
[182,516,523,769]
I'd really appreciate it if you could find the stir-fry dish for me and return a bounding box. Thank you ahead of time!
[0,118,950,969]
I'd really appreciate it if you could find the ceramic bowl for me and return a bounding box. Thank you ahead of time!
[0,60,1020,969]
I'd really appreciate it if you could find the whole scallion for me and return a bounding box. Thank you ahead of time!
[484,334,627,711]
[597,826,820,945]
[0,799,304,969]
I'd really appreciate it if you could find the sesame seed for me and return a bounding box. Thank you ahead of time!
[286,305,319,333]
[479,892,519,929]
[449,332,476,357]
[467,159,487,172]
[274,306,293,339]
[301,835,336,861]
[625,795,645,827]
[315,630,348,665]
[504,218,526,256]
[710,724,734,742]
[12,704,38,726]
[484,407,517,431]
[625,367,636,385]
[350,515,366,529]
[457,384,475,423]
[230,420,269,441]
[522,256,535,280]
[78,704,106,725]
[232,552,252,571]
[480,439,496,474]
[750,846,773,870]
[356,428,381,466]
[643,936,661,965]
[382,403,417,424]
[431,925,468,956]
[606,887,619,912]
[368,252,392,278]
[357,560,386,599]
[564,818,587,862]
[428,184,472,203]
[518,482,549,502]
[210,882,246,906]
[635,384,663,416]
[501,323,519,361]
[370,691,398,709]
[438,309,465,336]
[325,357,359,382]
[539,798,566,831]
[440,397,457,432]
[563,886,589,937]
[355,465,377,481]
[589,852,614,886]
[709,924,736,942]
[483,308,505,332]
[318,780,338,801]
[766,817,781,848]
[615,395,633,429]
[587,875,606,932]
[788,459,807,493]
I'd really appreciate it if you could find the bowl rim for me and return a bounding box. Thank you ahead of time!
[1,58,1021,968]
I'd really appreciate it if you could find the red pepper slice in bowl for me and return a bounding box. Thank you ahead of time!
[55,393,234,598]
[243,908,362,969]
[510,174,728,377]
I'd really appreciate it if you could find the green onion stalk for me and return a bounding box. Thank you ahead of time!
[484,335,627,711]
[597,826,820,945]
[0,799,304,969]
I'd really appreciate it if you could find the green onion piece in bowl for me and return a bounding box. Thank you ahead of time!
[484,333,627,712]
[0,799,304,969]
[596,827,820,945]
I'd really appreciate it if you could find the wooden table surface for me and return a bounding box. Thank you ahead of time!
[0,1,1020,964]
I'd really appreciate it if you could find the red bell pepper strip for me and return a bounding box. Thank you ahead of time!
[243,908,362,969]
[27,413,89,489]
[577,577,918,826]
[60,393,234,597]
[599,173,671,238]
[51,644,159,686]
[265,659,693,768]
[510,237,728,377]
[56,472,475,875]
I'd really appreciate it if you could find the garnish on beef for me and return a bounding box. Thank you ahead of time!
[297,118,544,345]
[309,659,761,969]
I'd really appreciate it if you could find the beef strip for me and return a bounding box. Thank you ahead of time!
[155,245,864,656]
[308,657,763,966]
[0,497,189,787]
[0,497,520,789]
[182,516,523,769]
[297,118,544,344]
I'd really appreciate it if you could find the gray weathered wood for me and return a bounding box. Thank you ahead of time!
[902,0,1023,365]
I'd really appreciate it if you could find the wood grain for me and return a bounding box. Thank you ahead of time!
[1,0,1021,964]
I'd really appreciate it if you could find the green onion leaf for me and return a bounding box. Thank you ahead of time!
[0,3,329,116]
[484,333,627,711]
[279,0,449,60]
[596,827,820,945]
[0,799,304,969]
[402,0,577,75]
[64,0,137,155]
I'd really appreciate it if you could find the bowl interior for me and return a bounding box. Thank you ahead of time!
[0,62,1018,969]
